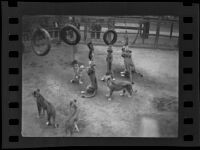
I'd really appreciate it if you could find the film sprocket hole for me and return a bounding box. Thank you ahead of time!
[1,1,199,148]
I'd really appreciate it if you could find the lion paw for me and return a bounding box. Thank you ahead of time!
[46,121,50,126]
[108,98,112,101]
[106,94,110,97]
[54,124,59,128]
[120,93,124,96]
[128,95,132,98]
[81,91,85,94]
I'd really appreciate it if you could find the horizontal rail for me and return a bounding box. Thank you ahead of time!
[22,28,179,38]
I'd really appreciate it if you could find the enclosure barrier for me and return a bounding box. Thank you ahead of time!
[23,20,179,50]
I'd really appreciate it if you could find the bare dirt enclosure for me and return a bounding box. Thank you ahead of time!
[22,42,178,137]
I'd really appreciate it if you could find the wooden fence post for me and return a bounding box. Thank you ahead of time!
[84,23,87,41]
[170,22,174,39]
[57,29,60,41]
[52,30,55,39]
[141,23,145,44]
[154,17,161,49]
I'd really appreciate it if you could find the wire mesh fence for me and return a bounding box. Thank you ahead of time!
[22,16,179,50]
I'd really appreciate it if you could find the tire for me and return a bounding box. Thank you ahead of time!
[31,28,51,56]
[60,24,81,45]
[103,29,117,45]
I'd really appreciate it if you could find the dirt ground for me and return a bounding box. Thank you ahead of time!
[22,42,178,137]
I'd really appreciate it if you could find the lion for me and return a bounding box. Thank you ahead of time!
[104,75,137,101]
[32,89,59,128]
[81,61,98,98]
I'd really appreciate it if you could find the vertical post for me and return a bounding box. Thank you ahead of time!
[142,23,145,44]
[73,49,75,62]
[107,19,111,43]
[57,28,60,41]
[84,22,87,42]
[52,30,55,39]
[140,16,145,44]
[170,22,174,39]
[145,21,150,39]
[139,23,142,36]
[72,45,76,62]
[154,17,161,49]
[90,20,94,39]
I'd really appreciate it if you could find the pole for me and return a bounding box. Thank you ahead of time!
[142,23,145,44]
[154,17,161,49]
[170,22,174,39]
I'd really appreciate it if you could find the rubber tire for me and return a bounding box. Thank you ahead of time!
[103,29,117,45]
[60,24,81,45]
[31,28,51,56]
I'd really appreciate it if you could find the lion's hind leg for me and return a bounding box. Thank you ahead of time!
[127,85,133,98]
[107,89,113,101]
[37,104,42,118]
[70,78,75,83]
[74,122,79,132]
[79,78,83,84]
[120,89,126,96]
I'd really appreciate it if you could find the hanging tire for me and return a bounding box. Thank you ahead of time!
[31,27,51,56]
[103,29,117,45]
[60,24,81,45]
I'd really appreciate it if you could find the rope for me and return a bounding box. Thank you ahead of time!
[132,27,140,44]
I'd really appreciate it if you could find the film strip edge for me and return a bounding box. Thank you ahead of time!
[6,0,21,147]
[181,1,199,146]
[2,1,199,147]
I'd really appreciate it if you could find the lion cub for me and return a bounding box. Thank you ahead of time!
[81,61,98,98]
[65,99,80,136]
[71,61,85,84]
[104,75,137,101]
[32,89,59,128]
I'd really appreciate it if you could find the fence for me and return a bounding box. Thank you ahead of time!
[22,21,179,50]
